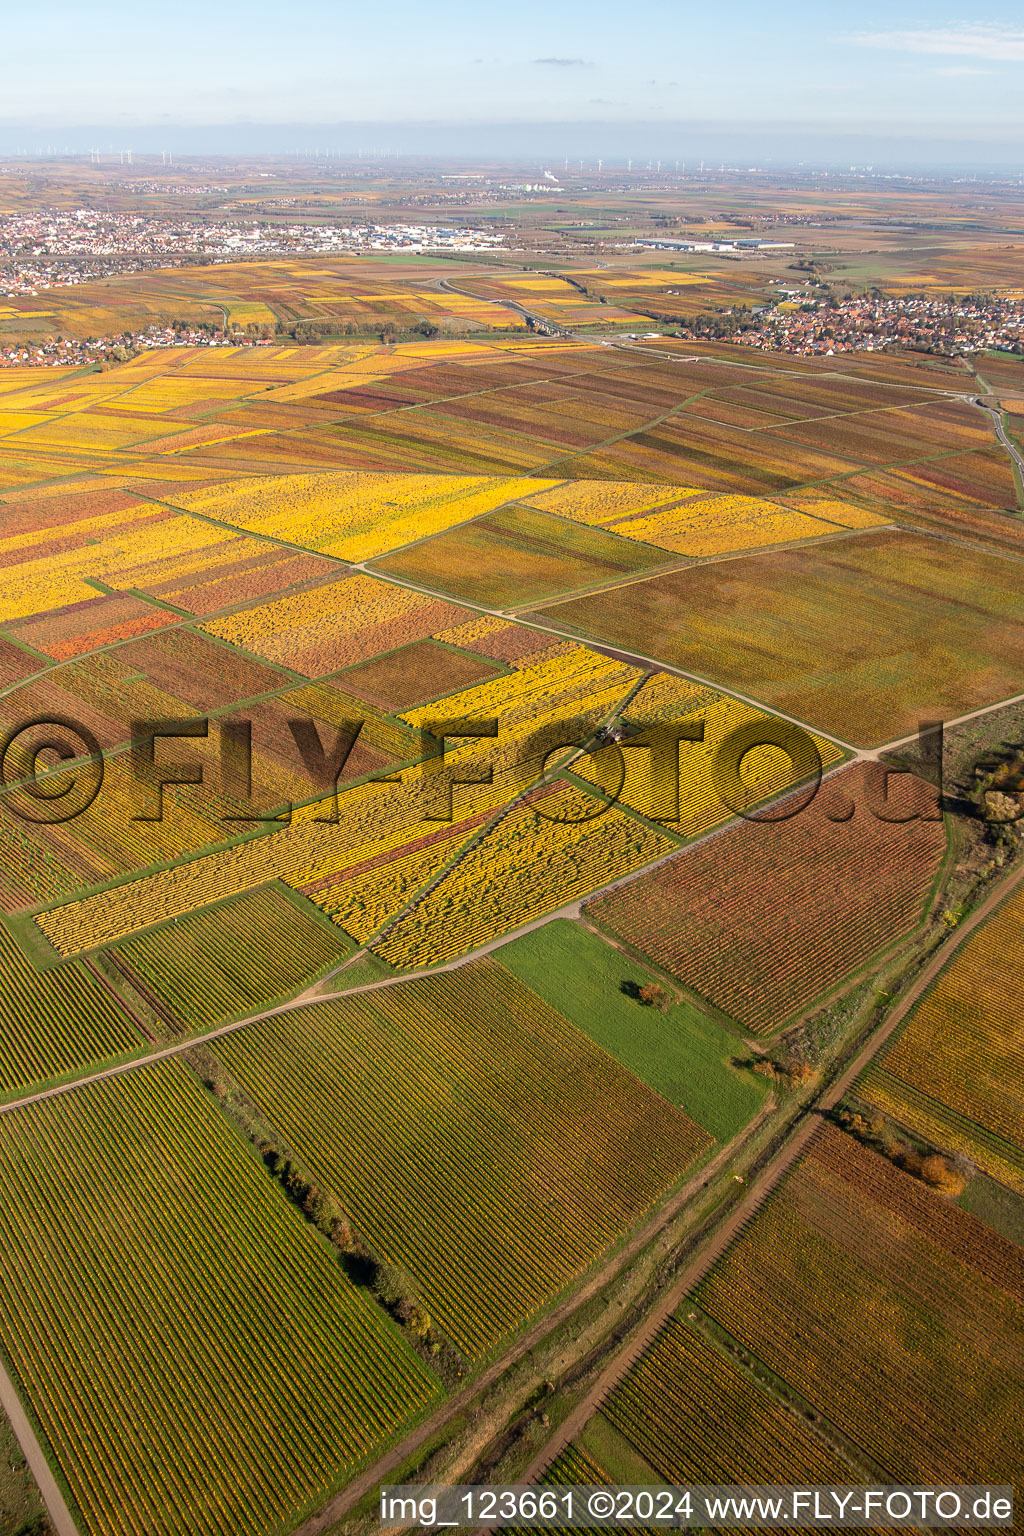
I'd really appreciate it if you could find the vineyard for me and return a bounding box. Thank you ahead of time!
[293,788,508,942]
[9,591,178,660]
[604,1314,850,1482]
[589,764,951,1032]
[521,480,691,527]
[214,961,710,1356]
[540,1445,629,1536]
[202,570,468,678]
[172,470,557,562]
[9,747,235,914]
[35,749,501,955]
[0,491,271,623]
[457,273,635,327]
[112,884,350,1030]
[860,881,1024,1191]
[338,639,499,711]
[399,641,641,792]
[0,922,140,1093]
[0,332,1019,525]
[374,781,675,968]
[543,527,1024,746]
[370,503,670,607]
[697,1123,1024,1482]
[589,765,945,1032]
[0,1058,437,1536]
[433,613,569,668]
[496,920,768,1142]
[0,259,524,344]
[0,219,1023,1536]
[613,492,886,556]
[578,673,845,836]
[34,640,644,955]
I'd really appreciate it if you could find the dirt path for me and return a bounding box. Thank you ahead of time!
[513,1115,821,1497]
[0,1358,81,1536]
[513,856,1024,1490]
[289,1099,777,1536]
[818,852,1024,1112]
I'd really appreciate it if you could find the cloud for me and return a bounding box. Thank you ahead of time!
[847,23,1024,60]
[532,56,592,67]
[934,65,993,76]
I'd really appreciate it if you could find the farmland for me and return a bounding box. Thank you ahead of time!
[589,766,946,1033]
[174,471,558,562]
[371,503,671,606]
[0,1058,437,1536]
[202,569,469,677]
[496,920,768,1141]
[111,883,350,1031]
[373,780,675,968]
[603,1314,849,1482]
[2,176,1024,1535]
[576,672,845,837]
[213,961,710,1357]
[604,491,888,556]
[29,640,654,960]
[542,528,1024,746]
[860,881,1024,1192]
[0,329,1015,523]
[0,921,141,1094]
[0,256,527,342]
[338,638,501,710]
[697,1123,1024,1483]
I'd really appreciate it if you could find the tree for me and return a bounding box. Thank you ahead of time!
[380,321,399,345]
[638,982,668,1009]
[919,1154,966,1194]
[371,1261,410,1310]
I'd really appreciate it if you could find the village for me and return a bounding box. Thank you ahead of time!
[674,289,1024,356]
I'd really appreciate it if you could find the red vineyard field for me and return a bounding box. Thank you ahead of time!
[861,880,1024,1187]
[604,1314,850,1483]
[589,766,946,1032]
[697,1123,1024,1483]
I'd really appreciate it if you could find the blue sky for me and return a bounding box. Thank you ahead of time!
[4,2,1023,136]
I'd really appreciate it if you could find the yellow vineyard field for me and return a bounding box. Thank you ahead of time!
[172,471,560,561]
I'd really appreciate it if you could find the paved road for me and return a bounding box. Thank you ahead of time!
[973,393,1024,482]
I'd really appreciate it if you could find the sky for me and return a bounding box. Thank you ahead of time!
[2,1,1023,159]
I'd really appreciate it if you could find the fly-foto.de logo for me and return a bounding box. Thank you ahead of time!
[0,713,946,827]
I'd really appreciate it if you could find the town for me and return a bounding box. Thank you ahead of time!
[0,208,506,297]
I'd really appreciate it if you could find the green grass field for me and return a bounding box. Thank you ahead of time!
[495,920,767,1141]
